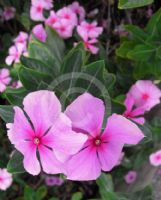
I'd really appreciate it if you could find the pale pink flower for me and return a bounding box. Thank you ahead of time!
[5,44,27,66]
[124,170,137,184]
[54,19,74,39]
[32,24,47,42]
[7,91,87,175]
[77,21,103,39]
[12,80,22,89]
[65,93,144,181]
[149,150,161,166]
[128,80,161,112]
[32,0,53,10]
[83,37,99,54]
[45,11,59,28]
[68,1,85,23]
[123,94,145,125]
[0,68,11,92]
[3,7,15,21]
[14,32,28,45]
[0,169,12,190]
[45,176,64,186]
[30,1,45,21]
[57,7,78,27]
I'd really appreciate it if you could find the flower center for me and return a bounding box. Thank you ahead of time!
[94,139,101,146]
[142,93,149,100]
[34,137,40,145]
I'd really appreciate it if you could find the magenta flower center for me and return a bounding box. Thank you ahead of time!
[36,6,42,13]
[142,93,149,100]
[34,137,41,145]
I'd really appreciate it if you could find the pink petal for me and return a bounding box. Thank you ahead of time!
[124,94,134,112]
[98,142,123,171]
[23,142,41,175]
[131,117,145,125]
[5,56,14,65]
[66,146,101,181]
[32,24,47,42]
[0,68,10,78]
[7,106,33,145]
[42,113,87,161]
[65,93,104,137]
[103,114,144,145]
[39,145,63,174]
[23,90,61,133]
[2,77,11,85]
[0,83,6,92]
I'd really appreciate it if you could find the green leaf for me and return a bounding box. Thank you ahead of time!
[125,25,148,42]
[24,186,35,200]
[96,174,117,200]
[61,43,85,73]
[36,186,47,200]
[19,66,52,91]
[20,56,55,75]
[7,151,25,174]
[5,88,28,106]
[127,44,155,61]
[71,192,83,200]
[146,8,161,37]
[46,26,65,67]
[118,0,154,9]
[116,41,136,58]
[29,41,59,75]
[0,105,14,123]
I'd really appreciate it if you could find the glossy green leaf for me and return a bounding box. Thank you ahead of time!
[7,151,25,174]
[5,88,28,106]
[0,105,14,123]
[118,0,154,9]
[19,66,52,91]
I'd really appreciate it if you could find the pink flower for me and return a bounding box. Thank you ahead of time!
[14,32,28,45]
[149,150,161,166]
[32,24,47,42]
[54,19,74,39]
[68,2,85,23]
[57,7,78,27]
[45,176,64,186]
[83,37,99,54]
[30,1,45,21]
[127,80,161,112]
[12,80,22,89]
[123,94,145,125]
[77,21,103,39]
[124,170,137,184]
[0,68,11,92]
[3,7,15,21]
[7,91,87,175]
[0,169,12,190]
[5,44,27,65]
[65,93,144,181]
[45,11,59,28]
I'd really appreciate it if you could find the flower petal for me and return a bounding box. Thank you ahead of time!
[23,90,61,133]
[98,142,123,171]
[39,145,63,174]
[103,114,144,145]
[66,146,101,181]
[65,93,104,136]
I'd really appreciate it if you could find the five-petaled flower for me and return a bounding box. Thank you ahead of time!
[64,93,144,180]
[7,91,87,175]
[124,170,137,184]
[149,150,161,166]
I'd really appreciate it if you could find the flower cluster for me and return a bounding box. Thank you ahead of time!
[30,1,103,54]
[123,80,161,125]
[7,90,144,181]
[5,32,28,66]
